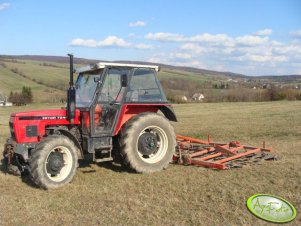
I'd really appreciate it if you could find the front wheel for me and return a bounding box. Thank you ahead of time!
[119,113,176,173]
[29,135,78,189]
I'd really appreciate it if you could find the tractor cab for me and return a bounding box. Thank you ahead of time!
[74,63,170,138]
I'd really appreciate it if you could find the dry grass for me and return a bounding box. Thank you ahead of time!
[0,101,300,225]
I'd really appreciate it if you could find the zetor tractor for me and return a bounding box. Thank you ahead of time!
[3,54,177,189]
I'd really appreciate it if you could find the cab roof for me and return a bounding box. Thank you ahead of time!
[76,62,160,73]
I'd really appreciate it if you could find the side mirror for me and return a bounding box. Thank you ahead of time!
[121,74,127,87]
[94,77,101,83]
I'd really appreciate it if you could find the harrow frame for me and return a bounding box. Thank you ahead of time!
[174,135,275,169]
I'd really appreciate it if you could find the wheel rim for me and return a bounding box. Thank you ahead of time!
[45,146,73,182]
[136,125,168,164]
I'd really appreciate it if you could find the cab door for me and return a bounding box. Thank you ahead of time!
[91,67,129,136]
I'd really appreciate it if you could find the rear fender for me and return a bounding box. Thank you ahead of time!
[113,104,177,136]
[158,105,177,122]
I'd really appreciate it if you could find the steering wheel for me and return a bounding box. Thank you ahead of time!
[99,93,115,102]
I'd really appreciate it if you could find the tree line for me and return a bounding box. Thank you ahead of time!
[161,77,301,103]
[9,86,33,105]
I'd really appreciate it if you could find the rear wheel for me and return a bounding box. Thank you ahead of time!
[29,135,78,189]
[119,113,176,173]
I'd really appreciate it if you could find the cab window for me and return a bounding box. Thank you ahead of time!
[126,68,167,102]
[98,68,129,102]
[76,69,103,107]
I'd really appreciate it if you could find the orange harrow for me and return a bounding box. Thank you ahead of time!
[173,135,277,169]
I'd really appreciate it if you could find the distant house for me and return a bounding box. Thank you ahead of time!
[192,93,205,101]
[0,101,12,107]
[181,96,188,101]
[262,84,271,89]
[227,78,238,83]
[0,94,12,107]
[174,95,188,102]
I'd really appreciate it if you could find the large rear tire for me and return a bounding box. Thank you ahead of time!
[119,112,176,173]
[29,135,78,189]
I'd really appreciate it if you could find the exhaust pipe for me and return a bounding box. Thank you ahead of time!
[67,54,76,123]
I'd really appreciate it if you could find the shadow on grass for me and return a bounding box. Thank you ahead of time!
[97,161,134,173]
[21,174,40,189]
[0,160,40,189]
[78,157,134,174]
[0,158,135,189]
[78,159,97,173]
[0,161,8,175]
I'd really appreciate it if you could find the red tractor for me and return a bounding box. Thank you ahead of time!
[3,54,177,189]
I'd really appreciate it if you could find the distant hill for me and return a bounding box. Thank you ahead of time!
[1,54,300,80]
[1,55,241,77]
[0,54,300,103]
[250,75,301,83]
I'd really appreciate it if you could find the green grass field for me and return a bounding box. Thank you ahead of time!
[158,69,228,83]
[0,101,300,225]
[3,60,69,86]
[158,70,212,83]
[0,60,67,102]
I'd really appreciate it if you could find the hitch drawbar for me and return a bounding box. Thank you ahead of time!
[173,135,277,169]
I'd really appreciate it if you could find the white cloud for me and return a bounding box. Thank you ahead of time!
[134,43,153,49]
[189,33,234,46]
[179,60,206,68]
[235,35,269,46]
[145,32,269,47]
[145,32,233,44]
[147,52,206,69]
[70,36,130,48]
[180,43,206,55]
[71,29,301,75]
[129,21,146,27]
[273,44,301,55]
[152,31,301,74]
[271,40,283,46]
[254,29,272,36]
[145,32,185,42]
[173,53,192,59]
[128,33,136,38]
[70,38,98,47]
[247,54,288,63]
[70,36,152,49]
[98,36,131,47]
[0,2,9,11]
[148,57,164,64]
[290,30,301,39]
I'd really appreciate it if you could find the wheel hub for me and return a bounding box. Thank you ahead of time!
[46,152,64,175]
[138,132,158,155]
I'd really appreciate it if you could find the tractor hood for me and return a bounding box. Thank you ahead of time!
[10,109,80,143]
[11,109,80,122]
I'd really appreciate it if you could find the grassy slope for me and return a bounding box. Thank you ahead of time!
[3,60,69,86]
[158,69,226,83]
[2,59,221,88]
[0,101,300,225]
[0,66,44,92]
[0,60,72,102]
[0,65,60,102]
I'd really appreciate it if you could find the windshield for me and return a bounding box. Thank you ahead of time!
[75,69,103,107]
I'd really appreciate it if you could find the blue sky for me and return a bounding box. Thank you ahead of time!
[0,0,301,75]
